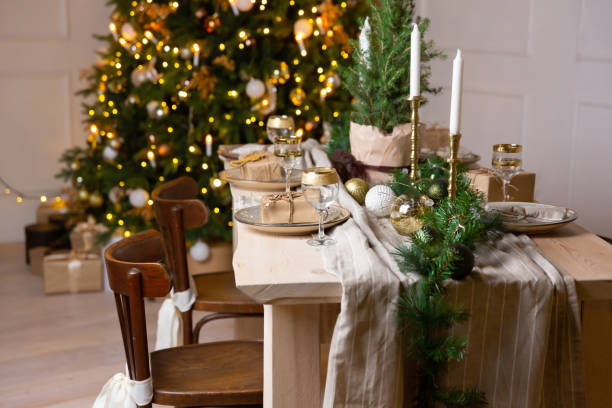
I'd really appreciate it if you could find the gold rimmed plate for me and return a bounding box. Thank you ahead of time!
[486,202,578,234]
[220,167,302,191]
[235,204,350,235]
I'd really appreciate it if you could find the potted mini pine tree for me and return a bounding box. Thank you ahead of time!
[341,0,443,182]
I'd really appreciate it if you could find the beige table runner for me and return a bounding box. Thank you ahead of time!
[302,140,585,408]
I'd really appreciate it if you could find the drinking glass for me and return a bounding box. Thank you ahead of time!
[266,115,295,143]
[274,136,302,192]
[491,144,523,201]
[301,167,340,246]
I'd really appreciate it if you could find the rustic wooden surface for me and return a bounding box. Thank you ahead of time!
[0,242,251,407]
[235,220,612,408]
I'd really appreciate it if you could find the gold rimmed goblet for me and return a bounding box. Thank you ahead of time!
[301,167,340,246]
[274,136,302,192]
[491,144,523,202]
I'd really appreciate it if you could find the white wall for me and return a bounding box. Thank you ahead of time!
[0,0,110,243]
[0,0,611,242]
[418,0,612,237]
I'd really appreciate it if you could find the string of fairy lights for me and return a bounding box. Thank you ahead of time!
[0,177,61,204]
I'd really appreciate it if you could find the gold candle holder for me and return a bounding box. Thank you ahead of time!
[447,133,461,199]
[408,96,422,183]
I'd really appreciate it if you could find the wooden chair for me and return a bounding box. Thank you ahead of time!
[152,176,263,344]
[105,230,263,407]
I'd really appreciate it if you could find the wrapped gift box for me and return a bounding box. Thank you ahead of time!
[261,192,318,224]
[24,223,70,264]
[43,251,102,294]
[232,152,283,181]
[36,200,69,224]
[29,246,50,276]
[467,169,535,202]
[69,216,106,253]
[187,241,234,275]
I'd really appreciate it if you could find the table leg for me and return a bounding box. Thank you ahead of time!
[582,300,612,408]
[264,303,321,408]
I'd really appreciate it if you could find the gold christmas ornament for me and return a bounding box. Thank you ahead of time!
[344,178,369,205]
[189,65,217,99]
[89,191,104,207]
[78,189,90,202]
[390,194,434,236]
[289,87,306,106]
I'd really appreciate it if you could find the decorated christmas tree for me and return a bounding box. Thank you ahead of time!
[58,0,366,243]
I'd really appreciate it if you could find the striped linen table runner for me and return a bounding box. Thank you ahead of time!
[303,140,585,408]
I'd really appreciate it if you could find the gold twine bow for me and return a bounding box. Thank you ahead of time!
[230,152,266,168]
[264,192,303,223]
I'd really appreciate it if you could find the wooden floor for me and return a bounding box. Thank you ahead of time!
[0,242,254,407]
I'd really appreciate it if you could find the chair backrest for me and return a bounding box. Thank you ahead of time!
[104,230,171,386]
[152,176,209,344]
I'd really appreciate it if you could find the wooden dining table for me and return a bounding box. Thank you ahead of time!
[232,220,612,408]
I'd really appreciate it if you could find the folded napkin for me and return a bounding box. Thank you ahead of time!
[93,369,153,408]
[499,204,569,222]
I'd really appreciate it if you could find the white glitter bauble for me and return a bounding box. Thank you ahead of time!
[364,185,397,217]
[121,23,137,42]
[179,47,192,59]
[103,146,118,162]
[129,188,149,208]
[293,18,313,39]
[236,0,254,12]
[189,240,210,262]
[245,78,266,99]
[108,186,122,204]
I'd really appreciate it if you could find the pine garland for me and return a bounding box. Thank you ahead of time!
[395,158,503,408]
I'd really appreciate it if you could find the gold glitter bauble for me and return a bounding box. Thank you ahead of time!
[390,194,433,235]
[344,178,369,205]
[89,191,103,207]
[289,87,306,106]
[78,189,90,202]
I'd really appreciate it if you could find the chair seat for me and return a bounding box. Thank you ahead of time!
[193,272,263,314]
[151,340,263,406]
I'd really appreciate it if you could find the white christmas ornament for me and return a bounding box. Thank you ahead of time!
[129,188,149,208]
[103,146,118,162]
[245,78,266,99]
[108,186,122,204]
[294,18,313,39]
[121,23,137,42]
[236,0,254,12]
[364,185,397,217]
[189,240,210,262]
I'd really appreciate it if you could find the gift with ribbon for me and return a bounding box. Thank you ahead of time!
[42,250,102,294]
[36,198,69,224]
[467,168,536,202]
[69,215,107,253]
[230,151,283,181]
[261,192,318,224]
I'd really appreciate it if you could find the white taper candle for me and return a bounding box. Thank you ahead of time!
[410,23,421,98]
[449,49,464,135]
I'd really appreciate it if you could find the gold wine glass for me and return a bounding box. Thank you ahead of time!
[301,167,340,246]
[491,144,523,201]
[274,136,302,192]
[266,115,295,143]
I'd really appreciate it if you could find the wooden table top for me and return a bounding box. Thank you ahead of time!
[233,221,612,304]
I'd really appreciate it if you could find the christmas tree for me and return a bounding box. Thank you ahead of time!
[58,0,366,242]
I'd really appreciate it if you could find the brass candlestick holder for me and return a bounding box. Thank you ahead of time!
[447,133,461,199]
[408,96,422,183]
